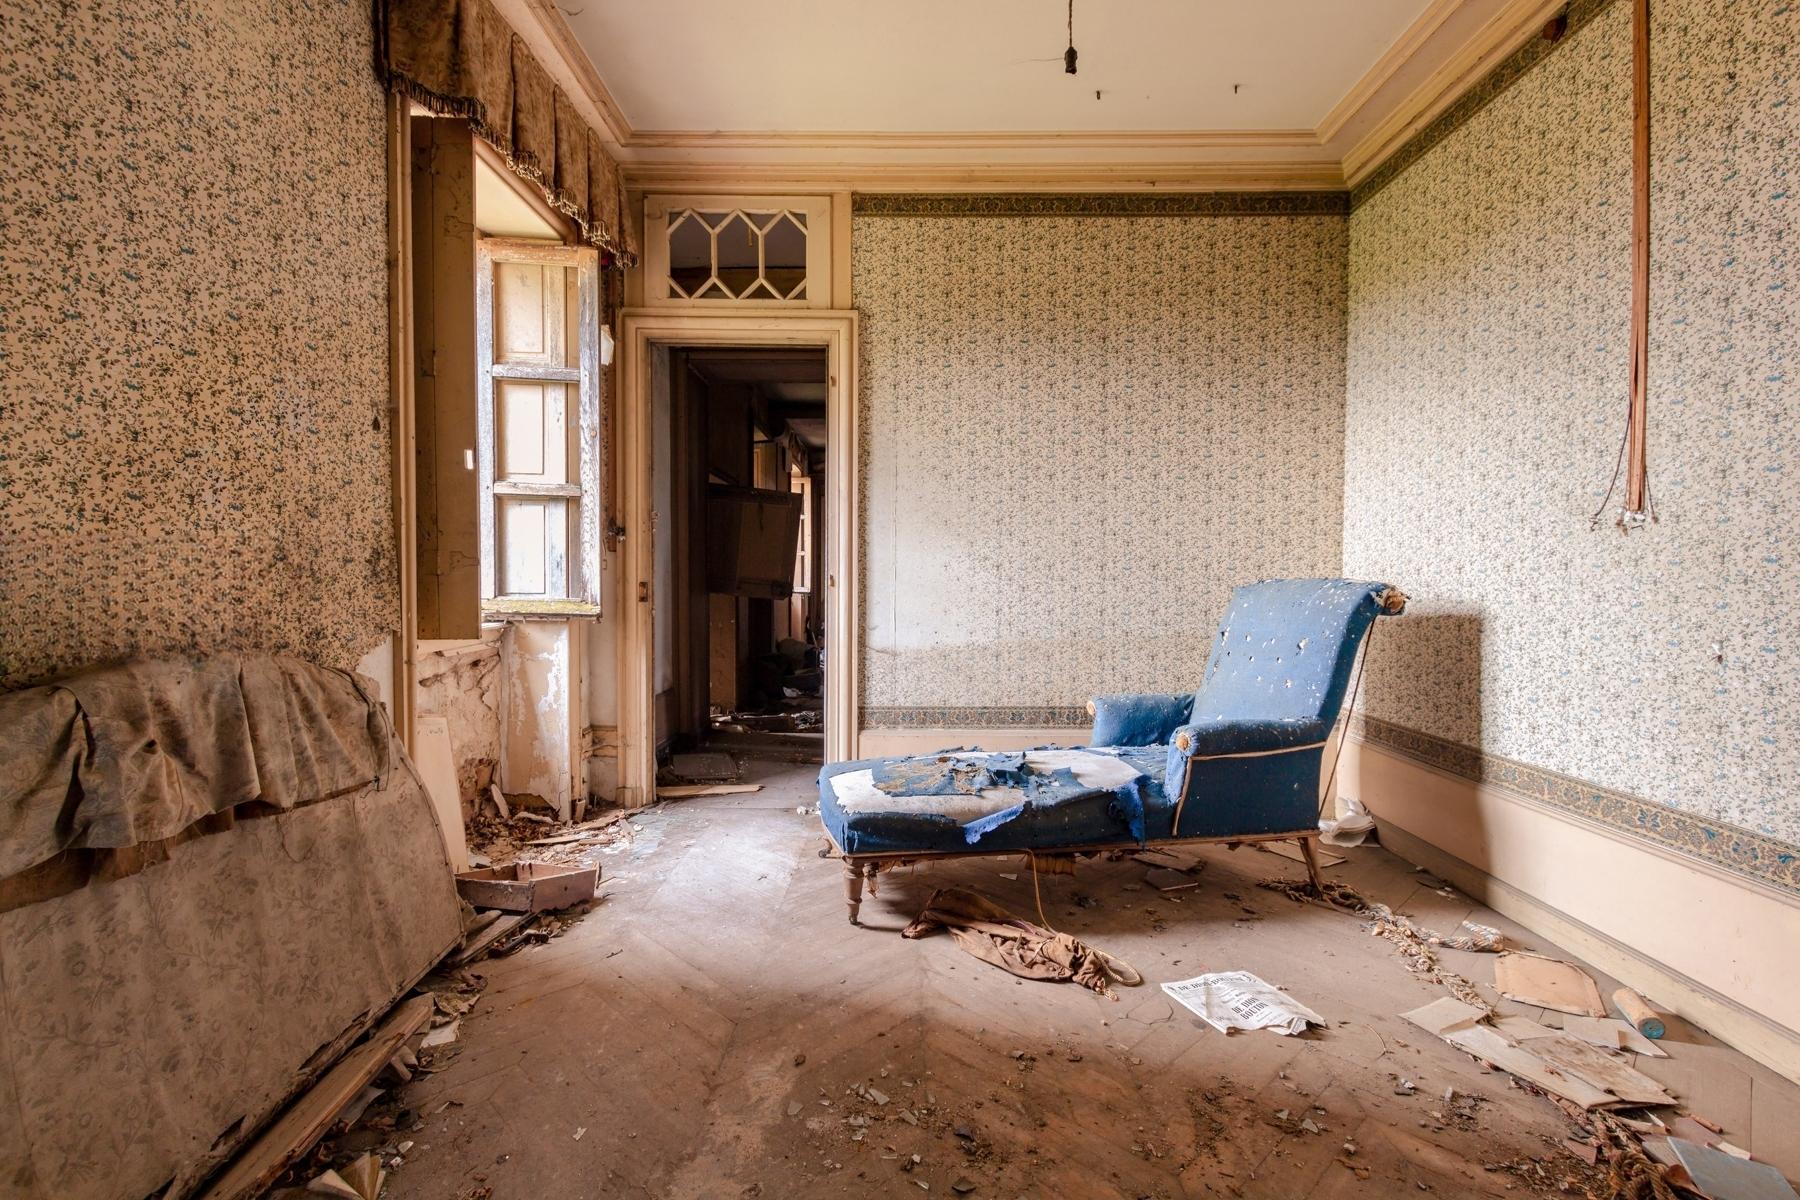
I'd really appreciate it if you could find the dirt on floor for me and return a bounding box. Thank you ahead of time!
[277,757,1800,1200]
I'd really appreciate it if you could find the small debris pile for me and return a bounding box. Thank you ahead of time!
[1258,877,1500,1010]
[467,807,637,870]
[267,973,487,1198]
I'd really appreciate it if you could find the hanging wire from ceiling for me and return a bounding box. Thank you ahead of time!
[1065,0,1078,74]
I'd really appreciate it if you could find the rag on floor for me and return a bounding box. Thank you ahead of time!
[901,886,1141,997]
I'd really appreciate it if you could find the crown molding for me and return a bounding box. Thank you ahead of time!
[514,0,1578,197]
[621,158,1346,195]
[1340,0,1569,185]
[1316,0,1466,144]
[853,192,1350,217]
[621,128,1324,151]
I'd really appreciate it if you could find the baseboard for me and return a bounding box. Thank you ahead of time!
[1347,740,1800,1085]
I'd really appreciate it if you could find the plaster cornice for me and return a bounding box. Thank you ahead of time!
[509,0,1581,195]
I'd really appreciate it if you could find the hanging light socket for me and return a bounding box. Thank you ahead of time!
[1064,45,1077,74]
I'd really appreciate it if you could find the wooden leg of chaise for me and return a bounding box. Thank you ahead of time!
[844,860,866,924]
[1298,837,1325,892]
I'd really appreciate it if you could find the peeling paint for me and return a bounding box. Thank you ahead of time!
[416,637,502,820]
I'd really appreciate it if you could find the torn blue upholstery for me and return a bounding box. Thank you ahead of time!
[819,578,1403,858]
[1089,692,1192,747]
[820,747,1167,857]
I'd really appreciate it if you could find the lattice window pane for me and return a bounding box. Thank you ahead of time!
[662,205,812,303]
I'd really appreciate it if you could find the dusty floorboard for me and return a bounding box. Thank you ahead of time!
[379,759,1800,1200]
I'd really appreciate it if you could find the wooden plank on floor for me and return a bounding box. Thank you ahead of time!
[196,993,433,1200]
[449,912,534,966]
[657,783,762,799]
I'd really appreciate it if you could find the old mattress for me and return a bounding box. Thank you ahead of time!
[0,653,463,1200]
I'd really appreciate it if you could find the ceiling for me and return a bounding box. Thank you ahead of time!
[523,0,1556,190]
[573,0,1431,134]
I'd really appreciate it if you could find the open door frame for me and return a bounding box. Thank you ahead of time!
[616,310,859,805]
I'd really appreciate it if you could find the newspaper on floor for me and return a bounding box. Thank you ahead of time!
[1161,971,1325,1035]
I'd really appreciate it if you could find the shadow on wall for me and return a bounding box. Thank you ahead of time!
[1364,610,1485,744]
[1352,609,1486,834]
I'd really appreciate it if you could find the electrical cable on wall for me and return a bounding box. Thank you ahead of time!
[1593,0,1657,532]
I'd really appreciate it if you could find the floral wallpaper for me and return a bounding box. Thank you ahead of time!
[855,212,1348,724]
[1345,0,1799,845]
[0,0,397,689]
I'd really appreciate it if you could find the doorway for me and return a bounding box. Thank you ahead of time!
[616,312,858,805]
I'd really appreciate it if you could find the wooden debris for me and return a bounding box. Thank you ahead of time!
[198,995,432,1200]
[487,783,510,819]
[1529,1036,1675,1106]
[657,783,763,798]
[455,862,599,913]
[1402,998,1675,1110]
[449,912,533,966]
[1563,1014,1669,1058]
[1494,952,1607,1016]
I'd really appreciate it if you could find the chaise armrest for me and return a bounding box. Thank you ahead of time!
[1087,693,1194,747]
[1166,715,1331,763]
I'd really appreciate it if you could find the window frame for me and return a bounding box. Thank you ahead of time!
[475,237,604,619]
[790,466,813,596]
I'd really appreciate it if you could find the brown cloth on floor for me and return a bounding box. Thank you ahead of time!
[902,886,1142,997]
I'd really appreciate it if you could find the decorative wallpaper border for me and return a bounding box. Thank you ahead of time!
[852,192,1351,217]
[860,705,1091,730]
[1353,716,1800,899]
[1350,0,1620,208]
[856,707,1800,894]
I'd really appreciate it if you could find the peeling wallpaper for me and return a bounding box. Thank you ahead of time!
[855,215,1347,720]
[1345,0,1799,843]
[0,0,396,688]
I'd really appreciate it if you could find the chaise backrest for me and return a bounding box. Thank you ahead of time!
[1190,578,1404,732]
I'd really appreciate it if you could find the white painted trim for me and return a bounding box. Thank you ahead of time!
[621,159,1346,195]
[624,129,1325,151]
[1341,0,1569,184]
[385,95,419,753]
[1315,0,1466,143]
[618,311,860,803]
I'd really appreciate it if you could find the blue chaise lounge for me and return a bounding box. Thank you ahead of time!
[818,578,1407,922]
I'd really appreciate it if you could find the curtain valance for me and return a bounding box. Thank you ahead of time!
[375,0,637,265]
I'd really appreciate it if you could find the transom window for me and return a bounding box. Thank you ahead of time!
[643,194,833,309]
[667,208,808,301]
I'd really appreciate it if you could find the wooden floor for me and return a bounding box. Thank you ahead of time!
[385,758,1800,1200]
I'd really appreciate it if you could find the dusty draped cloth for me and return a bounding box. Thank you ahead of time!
[902,887,1142,997]
[0,653,392,902]
[375,0,636,264]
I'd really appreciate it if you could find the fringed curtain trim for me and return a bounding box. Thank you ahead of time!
[375,0,638,265]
